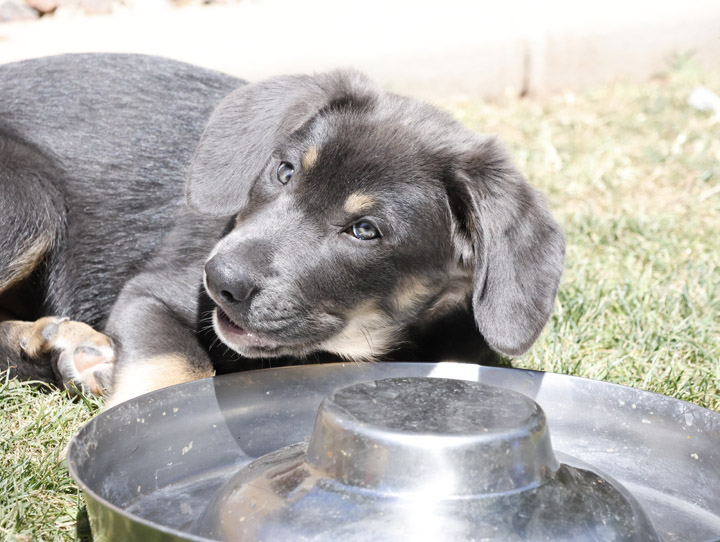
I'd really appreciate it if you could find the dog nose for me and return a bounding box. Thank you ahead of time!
[205,255,258,305]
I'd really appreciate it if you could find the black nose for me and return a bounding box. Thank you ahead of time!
[205,255,258,305]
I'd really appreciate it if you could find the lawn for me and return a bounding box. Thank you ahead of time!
[1,59,719,541]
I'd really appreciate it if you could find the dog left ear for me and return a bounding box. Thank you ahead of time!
[450,136,565,356]
[186,71,377,217]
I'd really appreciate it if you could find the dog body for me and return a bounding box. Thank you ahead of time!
[0,54,239,390]
[0,54,564,404]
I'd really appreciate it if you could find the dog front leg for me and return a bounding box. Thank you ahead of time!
[104,292,214,408]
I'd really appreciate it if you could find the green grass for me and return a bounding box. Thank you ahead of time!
[1,61,719,540]
[0,374,101,541]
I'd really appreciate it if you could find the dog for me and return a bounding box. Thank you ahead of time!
[0,54,565,406]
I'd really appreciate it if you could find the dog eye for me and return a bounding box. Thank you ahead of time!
[350,220,381,241]
[276,161,295,184]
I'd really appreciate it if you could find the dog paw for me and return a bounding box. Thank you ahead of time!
[20,317,115,395]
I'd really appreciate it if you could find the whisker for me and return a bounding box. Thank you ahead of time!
[361,328,375,357]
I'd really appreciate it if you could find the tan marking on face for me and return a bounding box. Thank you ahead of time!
[392,276,434,313]
[106,354,214,408]
[343,191,375,215]
[0,233,53,293]
[301,145,319,170]
[426,268,474,317]
[320,301,395,361]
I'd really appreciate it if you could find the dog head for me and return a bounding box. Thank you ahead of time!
[187,71,565,362]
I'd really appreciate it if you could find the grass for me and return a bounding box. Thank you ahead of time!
[0,374,101,541]
[1,60,719,540]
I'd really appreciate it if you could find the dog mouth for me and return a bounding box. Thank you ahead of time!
[210,298,347,359]
[213,307,284,354]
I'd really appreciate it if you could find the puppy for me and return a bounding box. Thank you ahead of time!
[0,54,564,405]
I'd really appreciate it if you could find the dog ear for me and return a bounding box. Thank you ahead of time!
[449,136,565,356]
[186,71,377,216]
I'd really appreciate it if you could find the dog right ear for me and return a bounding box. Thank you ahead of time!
[186,71,377,217]
[447,136,565,357]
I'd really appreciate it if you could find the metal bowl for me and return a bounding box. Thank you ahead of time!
[196,377,659,541]
[67,363,720,541]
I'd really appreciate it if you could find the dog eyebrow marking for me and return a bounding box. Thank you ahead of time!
[301,145,320,170]
[343,191,375,214]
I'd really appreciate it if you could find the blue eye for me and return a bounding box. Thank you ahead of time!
[350,220,381,241]
[276,161,295,184]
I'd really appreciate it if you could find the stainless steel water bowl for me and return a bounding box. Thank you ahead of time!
[197,378,659,541]
[67,363,720,541]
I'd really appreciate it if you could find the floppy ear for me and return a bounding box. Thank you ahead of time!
[451,136,565,356]
[186,71,376,216]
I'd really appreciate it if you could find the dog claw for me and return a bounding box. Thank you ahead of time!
[68,361,115,396]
